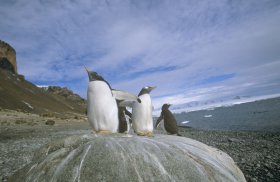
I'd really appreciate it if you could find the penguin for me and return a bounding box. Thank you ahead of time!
[155,104,181,136]
[130,86,156,136]
[85,67,140,133]
[117,100,132,133]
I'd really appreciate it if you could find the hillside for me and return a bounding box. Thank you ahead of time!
[173,97,280,132]
[0,69,86,118]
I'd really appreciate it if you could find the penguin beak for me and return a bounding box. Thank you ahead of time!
[149,86,156,93]
[84,66,92,81]
[84,66,90,74]
[150,86,157,90]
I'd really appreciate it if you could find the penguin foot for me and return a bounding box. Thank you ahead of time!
[136,132,146,136]
[146,132,154,137]
[136,131,154,137]
[167,132,181,136]
[96,130,112,134]
[121,134,133,138]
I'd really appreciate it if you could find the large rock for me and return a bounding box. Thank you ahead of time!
[0,40,17,74]
[9,134,246,182]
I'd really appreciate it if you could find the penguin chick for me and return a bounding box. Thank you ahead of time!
[155,104,181,136]
[117,100,132,133]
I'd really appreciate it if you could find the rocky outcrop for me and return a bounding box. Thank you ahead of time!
[0,40,17,74]
[10,134,246,182]
[46,86,85,103]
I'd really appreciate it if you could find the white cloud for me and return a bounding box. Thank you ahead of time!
[1,0,280,109]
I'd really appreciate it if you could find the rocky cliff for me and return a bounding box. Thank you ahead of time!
[0,40,17,74]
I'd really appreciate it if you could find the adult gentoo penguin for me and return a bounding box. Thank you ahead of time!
[131,86,156,136]
[85,67,140,133]
[155,104,181,136]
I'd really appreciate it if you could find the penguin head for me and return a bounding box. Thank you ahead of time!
[85,67,104,82]
[162,103,171,110]
[138,86,156,96]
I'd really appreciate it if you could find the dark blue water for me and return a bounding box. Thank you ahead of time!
[173,97,280,132]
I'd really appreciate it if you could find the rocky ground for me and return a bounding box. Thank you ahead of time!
[177,128,280,182]
[0,109,88,181]
[0,109,279,182]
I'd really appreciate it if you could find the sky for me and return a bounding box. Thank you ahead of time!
[1,0,280,110]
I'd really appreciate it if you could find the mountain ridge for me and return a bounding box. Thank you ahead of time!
[0,69,86,118]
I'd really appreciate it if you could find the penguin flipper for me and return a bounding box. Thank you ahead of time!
[112,90,141,103]
[155,119,163,128]
[155,113,163,128]
[119,100,135,108]
[124,109,132,118]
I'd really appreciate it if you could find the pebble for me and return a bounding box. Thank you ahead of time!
[227,138,239,142]
[251,178,257,182]
[267,172,273,178]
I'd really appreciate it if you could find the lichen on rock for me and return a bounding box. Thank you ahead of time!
[9,134,246,182]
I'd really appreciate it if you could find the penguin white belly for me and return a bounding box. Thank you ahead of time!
[87,81,118,133]
[132,94,153,134]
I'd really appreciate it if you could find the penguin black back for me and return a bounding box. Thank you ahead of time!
[138,86,156,96]
[156,104,181,136]
[118,106,128,133]
[86,69,113,90]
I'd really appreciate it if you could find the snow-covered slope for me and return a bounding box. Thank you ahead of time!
[154,93,280,116]
[173,96,280,132]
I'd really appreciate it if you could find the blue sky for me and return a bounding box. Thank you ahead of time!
[1,0,280,109]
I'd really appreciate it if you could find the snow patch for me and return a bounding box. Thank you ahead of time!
[22,101,34,109]
[36,85,49,91]
[181,121,190,124]
[204,115,212,118]
[36,85,49,88]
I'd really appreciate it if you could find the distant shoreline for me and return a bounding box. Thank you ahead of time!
[178,125,280,133]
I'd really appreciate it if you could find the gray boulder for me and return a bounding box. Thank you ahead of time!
[9,134,246,182]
